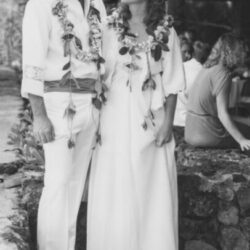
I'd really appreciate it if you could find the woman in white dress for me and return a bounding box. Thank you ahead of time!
[87,1,185,249]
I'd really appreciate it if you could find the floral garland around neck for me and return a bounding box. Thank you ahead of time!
[107,8,174,131]
[52,0,106,148]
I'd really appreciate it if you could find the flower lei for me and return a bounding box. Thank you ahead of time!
[52,0,106,148]
[107,9,174,131]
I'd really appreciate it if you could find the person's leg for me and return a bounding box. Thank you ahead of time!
[67,120,97,250]
[37,93,98,250]
[37,137,73,250]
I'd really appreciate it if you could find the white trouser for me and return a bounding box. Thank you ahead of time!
[37,92,98,250]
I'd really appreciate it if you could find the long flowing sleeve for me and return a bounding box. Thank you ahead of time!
[21,0,50,98]
[162,27,186,97]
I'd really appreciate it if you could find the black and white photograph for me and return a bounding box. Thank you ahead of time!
[0,0,250,249]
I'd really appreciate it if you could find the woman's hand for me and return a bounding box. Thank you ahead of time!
[155,123,173,147]
[239,139,250,151]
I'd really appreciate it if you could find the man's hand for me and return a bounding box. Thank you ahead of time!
[28,94,55,144]
[33,115,55,144]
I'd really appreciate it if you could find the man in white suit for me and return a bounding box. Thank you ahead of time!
[22,0,106,249]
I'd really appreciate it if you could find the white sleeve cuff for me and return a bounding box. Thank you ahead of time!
[21,78,44,98]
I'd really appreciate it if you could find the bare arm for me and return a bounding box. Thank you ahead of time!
[155,94,177,147]
[29,94,55,144]
[216,85,250,151]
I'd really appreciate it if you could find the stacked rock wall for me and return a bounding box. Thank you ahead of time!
[177,144,250,250]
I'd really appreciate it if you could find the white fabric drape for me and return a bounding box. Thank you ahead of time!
[87,26,185,250]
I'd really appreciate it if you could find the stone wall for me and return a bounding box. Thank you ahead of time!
[176,142,250,250]
[16,139,250,250]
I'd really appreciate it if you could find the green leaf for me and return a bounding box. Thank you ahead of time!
[68,138,75,149]
[119,47,129,55]
[92,97,102,110]
[160,42,169,52]
[142,121,148,130]
[152,44,162,61]
[99,56,105,64]
[75,36,82,50]
[142,78,150,91]
[100,92,107,103]
[89,6,101,22]
[96,132,102,145]
[126,32,137,38]
[63,61,71,71]
[62,33,74,40]
[64,101,76,120]
[129,48,135,55]
[142,78,156,91]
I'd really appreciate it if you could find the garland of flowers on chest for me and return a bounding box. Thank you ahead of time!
[52,0,106,148]
[107,7,174,130]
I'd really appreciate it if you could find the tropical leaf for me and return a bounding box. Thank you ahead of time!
[119,46,129,55]
[142,121,148,131]
[126,63,140,71]
[98,56,105,64]
[151,44,162,61]
[126,32,137,38]
[63,61,71,71]
[64,101,76,120]
[100,92,107,103]
[75,36,83,50]
[89,6,101,22]
[142,78,156,91]
[102,83,109,92]
[159,42,169,52]
[129,48,135,55]
[135,54,142,59]
[68,138,76,149]
[62,33,74,40]
[92,97,102,110]
[96,132,102,145]
[142,78,150,91]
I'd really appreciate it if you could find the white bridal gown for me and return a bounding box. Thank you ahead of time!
[87,26,185,250]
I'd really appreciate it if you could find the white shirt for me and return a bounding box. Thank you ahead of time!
[174,58,203,126]
[21,0,106,98]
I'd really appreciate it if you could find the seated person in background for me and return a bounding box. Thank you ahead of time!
[174,41,210,127]
[180,39,193,62]
[185,33,250,151]
[179,30,196,45]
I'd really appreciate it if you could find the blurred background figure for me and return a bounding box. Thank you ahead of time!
[174,39,210,128]
[180,39,193,62]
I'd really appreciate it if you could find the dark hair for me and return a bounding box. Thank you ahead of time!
[118,0,166,35]
[193,41,211,64]
[220,33,248,70]
[180,40,194,55]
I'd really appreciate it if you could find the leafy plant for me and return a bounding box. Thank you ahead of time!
[7,102,45,166]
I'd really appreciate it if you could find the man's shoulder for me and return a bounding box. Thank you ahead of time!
[25,0,54,12]
[184,58,202,70]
